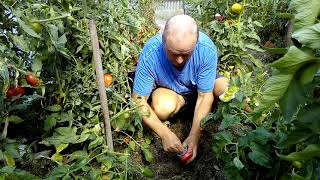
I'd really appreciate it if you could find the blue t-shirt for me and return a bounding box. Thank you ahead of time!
[133,32,217,97]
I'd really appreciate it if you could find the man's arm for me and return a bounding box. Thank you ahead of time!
[132,92,184,153]
[183,91,214,163]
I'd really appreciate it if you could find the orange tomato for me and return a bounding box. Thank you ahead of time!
[104,73,113,86]
[26,73,39,86]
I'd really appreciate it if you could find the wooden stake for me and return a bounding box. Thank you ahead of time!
[89,20,114,151]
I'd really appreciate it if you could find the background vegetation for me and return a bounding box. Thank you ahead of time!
[0,0,319,179]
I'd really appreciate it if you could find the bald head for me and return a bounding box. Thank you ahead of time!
[162,15,198,67]
[163,15,198,43]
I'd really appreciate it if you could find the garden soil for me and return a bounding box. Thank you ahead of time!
[131,117,225,180]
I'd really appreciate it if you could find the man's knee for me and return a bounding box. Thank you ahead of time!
[151,88,179,120]
[214,76,229,97]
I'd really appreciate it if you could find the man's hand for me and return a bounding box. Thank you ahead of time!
[162,131,184,153]
[182,133,201,164]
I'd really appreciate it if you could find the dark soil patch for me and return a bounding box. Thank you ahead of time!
[131,118,225,180]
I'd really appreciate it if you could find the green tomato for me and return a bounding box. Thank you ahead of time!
[292,161,302,169]
[29,21,43,33]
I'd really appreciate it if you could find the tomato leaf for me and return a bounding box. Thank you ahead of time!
[88,136,104,150]
[16,17,41,38]
[233,157,244,170]
[248,142,272,168]
[141,143,154,162]
[46,104,62,112]
[219,114,241,130]
[44,113,58,131]
[7,115,23,124]
[48,165,71,179]
[55,143,68,153]
[31,59,42,74]
[9,34,30,52]
[277,129,312,148]
[277,144,320,161]
[3,153,15,166]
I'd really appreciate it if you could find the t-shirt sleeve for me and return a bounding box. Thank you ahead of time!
[133,53,155,97]
[196,48,217,92]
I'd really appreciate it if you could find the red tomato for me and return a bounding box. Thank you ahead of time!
[6,87,18,98]
[180,150,193,163]
[25,73,39,86]
[6,86,25,98]
[15,86,26,95]
[104,73,113,86]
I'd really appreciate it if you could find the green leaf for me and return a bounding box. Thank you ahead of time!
[141,143,154,162]
[292,23,320,49]
[257,73,293,112]
[88,136,104,150]
[263,47,288,54]
[111,43,123,60]
[277,144,320,161]
[142,166,155,178]
[0,62,9,92]
[0,166,15,173]
[290,0,320,31]
[55,144,68,153]
[16,17,41,38]
[7,115,23,124]
[233,157,244,170]
[270,46,317,73]
[70,151,89,161]
[247,54,264,68]
[44,113,58,131]
[46,104,62,112]
[279,76,308,121]
[245,44,265,52]
[9,34,30,52]
[219,114,241,130]
[3,153,15,166]
[248,143,272,168]
[275,13,295,19]
[51,153,63,164]
[299,63,320,84]
[296,105,320,133]
[31,59,42,73]
[48,165,70,179]
[129,141,136,150]
[277,129,312,148]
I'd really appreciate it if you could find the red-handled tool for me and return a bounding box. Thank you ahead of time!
[177,147,193,163]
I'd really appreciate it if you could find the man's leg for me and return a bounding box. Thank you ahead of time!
[151,87,185,121]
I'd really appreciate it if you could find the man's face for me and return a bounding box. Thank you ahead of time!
[164,34,197,67]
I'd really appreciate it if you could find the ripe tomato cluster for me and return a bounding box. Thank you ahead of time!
[6,86,26,98]
[6,72,40,98]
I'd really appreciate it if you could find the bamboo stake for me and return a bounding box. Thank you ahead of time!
[89,20,114,151]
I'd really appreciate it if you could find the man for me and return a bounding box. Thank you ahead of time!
[132,15,228,164]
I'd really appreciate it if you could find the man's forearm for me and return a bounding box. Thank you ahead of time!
[132,94,171,138]
[190,92,214,136]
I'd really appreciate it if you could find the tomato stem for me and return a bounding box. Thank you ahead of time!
[32,14,71,23]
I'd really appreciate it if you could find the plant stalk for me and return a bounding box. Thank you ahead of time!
[89,20,114,151]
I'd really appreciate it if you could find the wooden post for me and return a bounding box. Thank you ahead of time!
[89,20,114,151]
